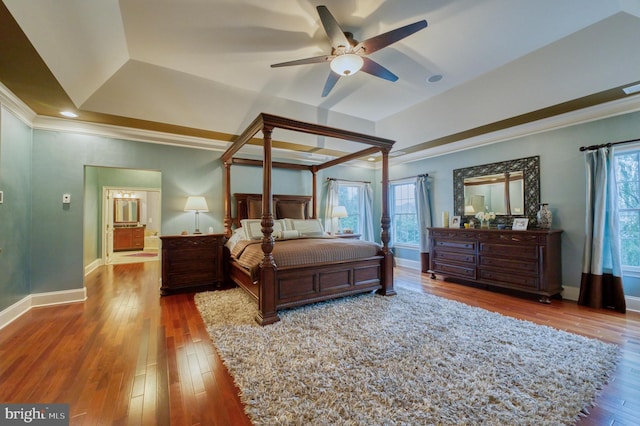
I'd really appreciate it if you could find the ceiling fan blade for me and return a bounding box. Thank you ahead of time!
[360,57,398,82]
[317,6,351,49]
[354,20,427,55]
[271,55,333,68]
[321,71,341,97]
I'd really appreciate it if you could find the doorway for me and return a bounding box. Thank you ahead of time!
[83,166,162,269]
[104,187,162,265]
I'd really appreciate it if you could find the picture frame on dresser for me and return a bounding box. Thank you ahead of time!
[512,218,529,231]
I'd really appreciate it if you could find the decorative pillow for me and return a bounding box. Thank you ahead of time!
[273,229,300,240]
[240,219,286,240]
[247,197,262,219]
[276,201,306,219]
[225,227,248,251]
[290,219,325,236]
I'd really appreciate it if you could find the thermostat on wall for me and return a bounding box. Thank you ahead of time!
[0,190,3,204]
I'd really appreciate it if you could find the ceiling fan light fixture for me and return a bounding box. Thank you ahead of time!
[330,54,363,76]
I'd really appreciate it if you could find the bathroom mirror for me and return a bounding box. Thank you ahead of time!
[453,156,540,225]
[114,198,140,224]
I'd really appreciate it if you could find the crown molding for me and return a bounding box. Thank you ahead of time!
[31,114,231,152]
[0,81,37,125]
[391,94,640,166]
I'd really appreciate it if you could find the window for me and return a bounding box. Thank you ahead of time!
[615,150,640,269]
[390,181,419,246]
[337,183,361,233]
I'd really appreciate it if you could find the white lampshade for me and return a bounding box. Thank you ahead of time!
[332,205,348,218]
[330,54,363,76]
[184,196,209,212]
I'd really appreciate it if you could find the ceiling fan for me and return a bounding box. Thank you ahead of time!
[271,5,428,97]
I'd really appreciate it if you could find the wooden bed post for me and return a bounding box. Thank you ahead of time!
[377,148,396,296]
[223,161,232,238]
[311,166,318,219]
[257,125,280,325]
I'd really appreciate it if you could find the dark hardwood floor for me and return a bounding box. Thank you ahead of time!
[0,261,638,425]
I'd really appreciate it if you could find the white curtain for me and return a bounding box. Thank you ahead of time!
[579,146,626,312]
[362,183,375,241]
[323,179,339,234]
[416,175,433,252]
[323,180,374,240]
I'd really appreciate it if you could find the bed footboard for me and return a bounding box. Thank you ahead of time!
[229,256,386,325]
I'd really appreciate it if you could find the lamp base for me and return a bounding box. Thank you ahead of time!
[193,230,203,235]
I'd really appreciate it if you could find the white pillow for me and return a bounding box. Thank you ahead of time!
[274,229,300,240]
[240,219,286,240]
[225,227,248,251]
[291,219,325,236]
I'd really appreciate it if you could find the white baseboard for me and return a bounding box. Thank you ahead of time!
[84,258,103,276]
[395,257,420,270]
[0,287,87,330]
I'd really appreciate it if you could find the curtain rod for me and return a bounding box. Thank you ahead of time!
[326,177,371,184]
[388,173,429,183]
[579,137,640,152]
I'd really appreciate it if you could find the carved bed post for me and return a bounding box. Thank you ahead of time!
[257,125,279,325]
[377,148,396,296]
[223,161,233,238]
[311,166,318,219]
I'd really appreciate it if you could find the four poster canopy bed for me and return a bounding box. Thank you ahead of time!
[222,113,396,325]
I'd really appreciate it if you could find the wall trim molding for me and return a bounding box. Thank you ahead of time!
[395,258,420,270]
[0,288,87,331]
[0,81,37,126]
[84,259,103,276]
[393,94,640,165]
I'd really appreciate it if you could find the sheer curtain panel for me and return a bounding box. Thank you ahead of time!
[579,147,626,313]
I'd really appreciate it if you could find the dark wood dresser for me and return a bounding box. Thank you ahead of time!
[160,234,226,295]
[428,227,563,303]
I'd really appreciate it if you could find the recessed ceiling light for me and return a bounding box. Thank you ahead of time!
[427,74,443,83]
[622,83,640,95]
[60,111,78,118]
[367,157,376,162]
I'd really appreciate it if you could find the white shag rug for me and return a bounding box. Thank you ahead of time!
[195,288,619,426]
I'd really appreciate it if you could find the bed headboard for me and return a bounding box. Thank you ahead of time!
[233,193,312,227]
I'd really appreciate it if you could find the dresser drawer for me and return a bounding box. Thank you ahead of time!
[433,250,476,264]
[431,261,476,279]
[434,239,476,252]
[479,243,538,259]
[479,256,538,274]
[479,269,538,290]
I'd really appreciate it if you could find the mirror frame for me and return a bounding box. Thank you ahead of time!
[453,156,540,226]
[114,198,140,224]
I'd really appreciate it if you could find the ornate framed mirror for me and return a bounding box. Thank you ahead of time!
[453,156,540,226]
[114,198,140,224]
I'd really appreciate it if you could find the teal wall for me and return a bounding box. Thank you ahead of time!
[2,104,640,312]
[0,107,32,310]
[387,109,640,298]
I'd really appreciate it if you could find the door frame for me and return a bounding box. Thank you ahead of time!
[102,186,161,264]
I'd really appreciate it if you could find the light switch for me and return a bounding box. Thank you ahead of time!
[63,193,71,204]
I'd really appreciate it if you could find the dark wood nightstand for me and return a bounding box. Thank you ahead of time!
[160,234,226,295]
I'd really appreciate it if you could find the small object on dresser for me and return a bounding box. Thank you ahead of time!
[537,203,552,229]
